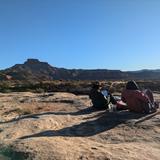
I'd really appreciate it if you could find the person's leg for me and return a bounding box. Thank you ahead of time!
[142,89,159,113]
[109,94,117,105]
[142,103,150,114]
[144,89,154,103]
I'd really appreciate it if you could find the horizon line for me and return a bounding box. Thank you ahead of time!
[0,58,159,72]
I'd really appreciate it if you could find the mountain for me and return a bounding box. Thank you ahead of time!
[0,59,57,81]
[0,59,160,81]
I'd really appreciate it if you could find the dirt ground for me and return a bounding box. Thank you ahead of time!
[0,92,160,160]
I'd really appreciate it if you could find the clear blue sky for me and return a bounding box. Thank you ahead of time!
[0,0,160,71]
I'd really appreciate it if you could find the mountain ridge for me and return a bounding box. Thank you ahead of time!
[0,59,160,81]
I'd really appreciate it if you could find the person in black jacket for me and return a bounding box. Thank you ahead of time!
[89,82,116,110]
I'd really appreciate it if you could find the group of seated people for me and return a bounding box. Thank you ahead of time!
[89,80,159,114]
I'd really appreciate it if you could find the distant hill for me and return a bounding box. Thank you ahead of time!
[0,59,160,81]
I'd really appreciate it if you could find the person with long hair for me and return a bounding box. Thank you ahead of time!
[121,80,158,113]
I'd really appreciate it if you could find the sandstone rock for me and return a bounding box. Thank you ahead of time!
[0,92,160,160]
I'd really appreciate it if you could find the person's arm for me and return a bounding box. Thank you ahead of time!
[135,91,149,102]
[98,91,107,99]
[109,93,117,104]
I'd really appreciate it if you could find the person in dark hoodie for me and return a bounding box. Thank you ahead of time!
[121,80,159,114]
[89,82,116,110]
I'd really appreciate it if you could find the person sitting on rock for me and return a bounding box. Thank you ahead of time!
[89,81,116,110]
[121,80,159,114]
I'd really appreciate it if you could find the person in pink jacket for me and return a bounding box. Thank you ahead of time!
[121,80,158,113]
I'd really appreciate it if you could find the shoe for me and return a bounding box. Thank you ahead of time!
[154,102,159,109]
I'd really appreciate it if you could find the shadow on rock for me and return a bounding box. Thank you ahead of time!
[19,111,144,139]
[0,107,100,124]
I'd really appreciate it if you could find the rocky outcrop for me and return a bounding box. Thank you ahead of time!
[0,92,160,160]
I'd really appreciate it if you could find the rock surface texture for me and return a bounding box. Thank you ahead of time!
[0,92,160,160]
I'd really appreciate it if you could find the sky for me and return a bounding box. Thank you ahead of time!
[0,0,160,71]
